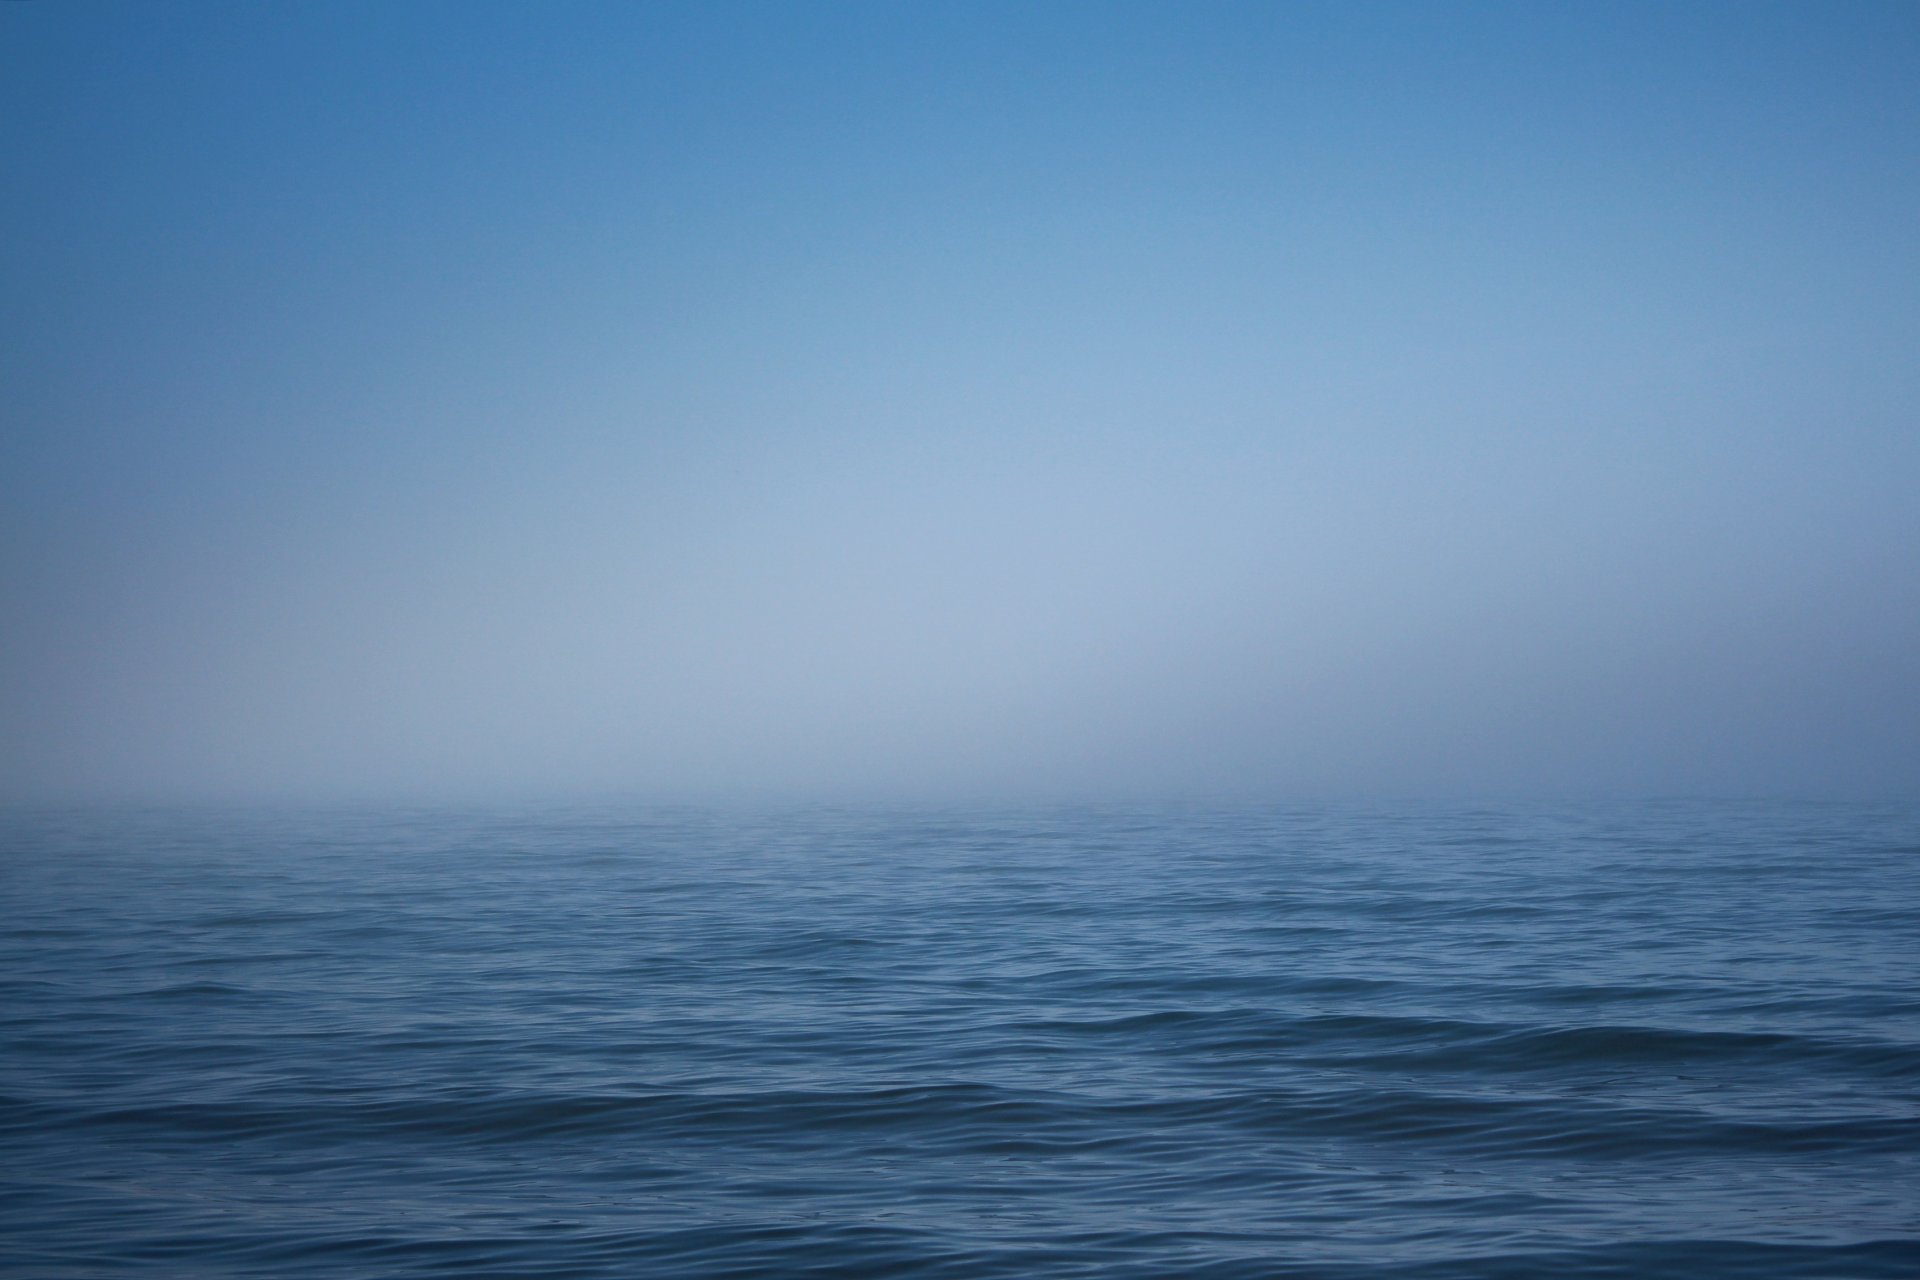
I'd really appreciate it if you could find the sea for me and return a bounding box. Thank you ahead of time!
[2,800,1916,1278]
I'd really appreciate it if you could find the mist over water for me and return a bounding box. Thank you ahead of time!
[3,8,1919,1272]
[3,2,1918,806]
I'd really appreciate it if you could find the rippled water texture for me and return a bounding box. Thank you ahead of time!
[3,802,1917,1277]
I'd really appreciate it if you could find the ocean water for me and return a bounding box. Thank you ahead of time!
[3,801,1916,1279]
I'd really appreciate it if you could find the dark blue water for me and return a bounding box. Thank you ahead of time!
[3,802,1917,1278]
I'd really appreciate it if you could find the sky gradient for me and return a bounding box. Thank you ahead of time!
[4,1,1918,803]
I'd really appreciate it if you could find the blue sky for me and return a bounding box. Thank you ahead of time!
[4,1,1917,802]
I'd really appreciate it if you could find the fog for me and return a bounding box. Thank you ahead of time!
[5,2,1917,804]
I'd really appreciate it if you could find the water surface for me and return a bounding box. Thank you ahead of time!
[3,801,1916,1277]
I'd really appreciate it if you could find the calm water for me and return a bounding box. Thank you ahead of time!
[3,801,1917,1278]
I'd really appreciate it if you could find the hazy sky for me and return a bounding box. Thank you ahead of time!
[4,1,1917,804]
